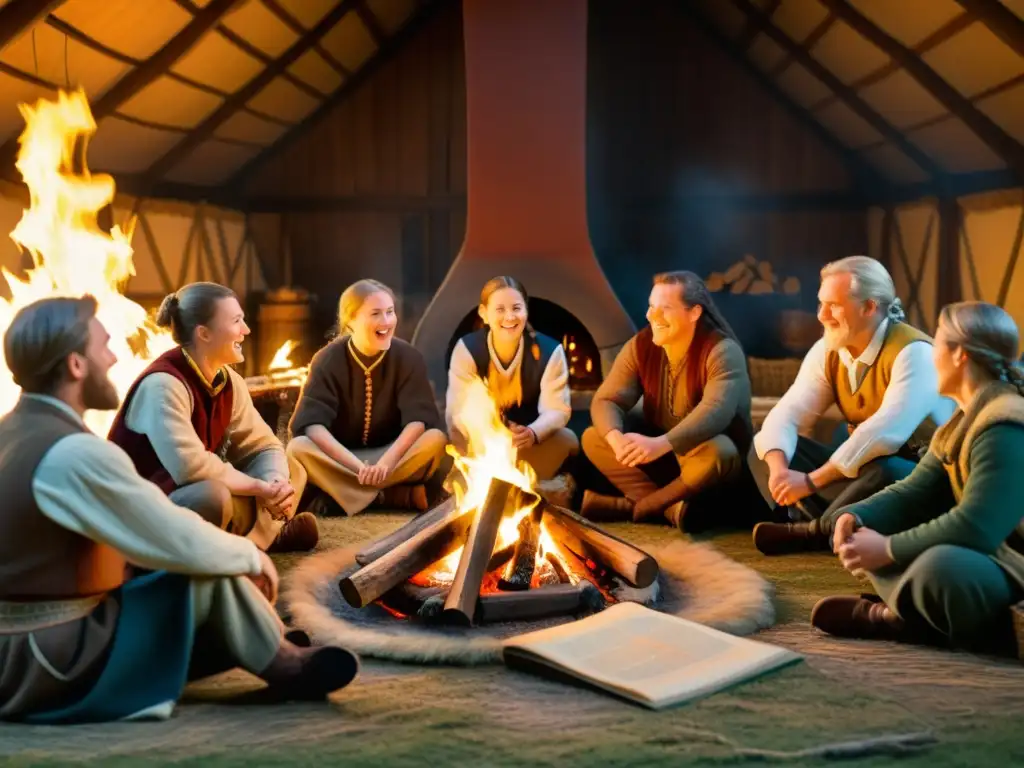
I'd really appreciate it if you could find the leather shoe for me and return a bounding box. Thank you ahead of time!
[268,511,320,553]
[810,594,908,641]
[579,490,634,522]
[752,521,829,555]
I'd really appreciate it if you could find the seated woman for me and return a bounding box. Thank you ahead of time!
[446,276,579,481]
[287,279,447,513]
[813,301,1024,656]
[108,282,318,553]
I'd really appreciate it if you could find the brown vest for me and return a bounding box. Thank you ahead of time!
[825,321,932,428]
[634,325,753,453]
[0,398,127,599]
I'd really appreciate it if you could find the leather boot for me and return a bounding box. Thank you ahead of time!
[752,521,829,555]
[579,490,634,522]
[258,639,359,700]
[632,477,693,523]
[810,594,911,642]
[267,511,320,553]
[377,484,428,511]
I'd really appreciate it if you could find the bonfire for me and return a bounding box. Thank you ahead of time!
[0,89,174,434]
[340,376,659,626]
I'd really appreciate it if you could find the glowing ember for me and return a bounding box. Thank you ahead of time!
[0,89,174,433]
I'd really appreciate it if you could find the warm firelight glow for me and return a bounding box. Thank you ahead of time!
[0,89,174,433]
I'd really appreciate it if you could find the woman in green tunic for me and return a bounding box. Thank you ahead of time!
[813,301,1024,655]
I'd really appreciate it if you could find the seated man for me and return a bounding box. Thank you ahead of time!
[581,271,753,530]
[0,296,356,723]
[749,256,954,555]
[108,282,317,553]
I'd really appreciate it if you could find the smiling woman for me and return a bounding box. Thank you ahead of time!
[286,279,448,515]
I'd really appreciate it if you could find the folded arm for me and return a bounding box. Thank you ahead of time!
[34,434,262,576]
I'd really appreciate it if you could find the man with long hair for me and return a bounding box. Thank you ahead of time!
[0,297,357,723]
[581,271,754,530]
[749,256,954,555]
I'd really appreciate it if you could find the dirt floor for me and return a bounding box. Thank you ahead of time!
[1,514,1023,767]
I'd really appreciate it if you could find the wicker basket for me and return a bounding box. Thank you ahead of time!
[747,357,803,398]
[1013,601,1024,661]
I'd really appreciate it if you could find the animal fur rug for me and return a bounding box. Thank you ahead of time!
[284,537,776,665]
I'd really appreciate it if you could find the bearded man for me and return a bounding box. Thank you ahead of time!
[749,256,954,555]
[0,296,357,723]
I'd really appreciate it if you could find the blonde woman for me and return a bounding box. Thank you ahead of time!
[813,301,1024,655]
[287,280,446,514]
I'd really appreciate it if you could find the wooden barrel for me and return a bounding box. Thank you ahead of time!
[255,287,317,376]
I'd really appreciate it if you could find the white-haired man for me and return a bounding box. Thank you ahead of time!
[748,256,954,555]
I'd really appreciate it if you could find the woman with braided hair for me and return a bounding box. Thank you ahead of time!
[446,276,579,480]
[812,301,1024,654]
[581,270,754,530]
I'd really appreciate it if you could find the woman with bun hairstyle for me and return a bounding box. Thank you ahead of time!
[108,282,318,553]
[446,276,578,480]
[286,279,447,514]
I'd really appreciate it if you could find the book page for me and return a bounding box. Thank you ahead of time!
[504,603,799,707]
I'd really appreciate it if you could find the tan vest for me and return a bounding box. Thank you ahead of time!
[0,398,127,599]
[825,321,932,428]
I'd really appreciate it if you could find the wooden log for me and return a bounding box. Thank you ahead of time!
[498,506,542,591]
[477,581,604,624]
[441,478,520,626]
[355,496,457,565]
[544,550,571,584]
[339,501,474,608]
[540,502,659,588]
[487,543,515,573]
[377,581,448,618]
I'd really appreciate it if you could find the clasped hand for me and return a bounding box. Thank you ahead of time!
[358,458,394,487]
[832,512,894,574]
[507,421,537,450]
[767,467,814,507]
[257,478,295,520]
[610,432,672,467]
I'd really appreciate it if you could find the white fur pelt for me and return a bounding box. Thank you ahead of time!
[283,538,776,666]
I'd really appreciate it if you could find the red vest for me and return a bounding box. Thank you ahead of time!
[107,347,234,494]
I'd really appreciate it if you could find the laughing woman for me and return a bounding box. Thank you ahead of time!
[446,276,579,480]
[287,279,447,514]
[813,301,1024,655]
[108,282,319,553]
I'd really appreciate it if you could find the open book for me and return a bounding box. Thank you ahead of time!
[502,602,801,709]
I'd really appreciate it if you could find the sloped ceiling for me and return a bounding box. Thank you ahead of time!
[0,0,432,196]
[690,0,1024,195]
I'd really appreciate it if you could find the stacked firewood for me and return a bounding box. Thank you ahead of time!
[706,254,800,295]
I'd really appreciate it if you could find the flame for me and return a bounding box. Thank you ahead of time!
[268,339,298,370]
[248,339,309,393]
[0,89,174,433]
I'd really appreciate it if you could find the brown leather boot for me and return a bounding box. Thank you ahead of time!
[377,484,428,511]
[267,512,320,553]
[579,490,634,521]
[632,477,693,523]
[752,521,829,555]
[259,640,359,700]
[810,594,909,642]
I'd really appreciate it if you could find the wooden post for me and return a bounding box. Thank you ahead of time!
[540,502,659,588]
[441,478,521,626]
[937,196,962,311]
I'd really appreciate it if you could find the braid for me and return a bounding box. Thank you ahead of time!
[1004,359,1024,397]
[886,297,906,323]
[525,322,540,361]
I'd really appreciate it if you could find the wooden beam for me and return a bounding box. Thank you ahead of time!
[769,12,836,77]
[954,0,1024,58]
[0,0,65,51]
[259,0,353,77]
[684,2,886,195]
[733,0,943,179]
[228,0,441,194]
[141,0,360,187]
[356,0,387,46]
[936,196,962,310]
[821,0,1024,181]
[737,0,780,51]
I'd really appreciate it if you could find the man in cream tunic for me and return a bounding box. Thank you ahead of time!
[0,296,356,722]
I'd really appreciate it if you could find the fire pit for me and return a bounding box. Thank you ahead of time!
[337,378,658,627]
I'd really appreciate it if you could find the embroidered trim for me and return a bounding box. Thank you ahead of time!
[347,339,387,446]
[181,347,229,397]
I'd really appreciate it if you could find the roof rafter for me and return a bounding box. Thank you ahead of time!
[737,0,781,51]
[0,0,243,178]
[770,11,836,77]
[683,1,886,195]
[821,0,1024,181]
[356,0,387,46]
[0,0,66,51]
[141,0,362,186]
[954,0,1024,58]
[732,0,943,179]
[259,0,353,78]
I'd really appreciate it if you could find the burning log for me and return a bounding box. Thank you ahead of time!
[442,477,525,626]
[477,581,604,624]
[339,501,475,608]
[498,505,543,591]
[540,502,658,588]
[355,497,457,565]
[487,543,515,572]
[378,582,449,618]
